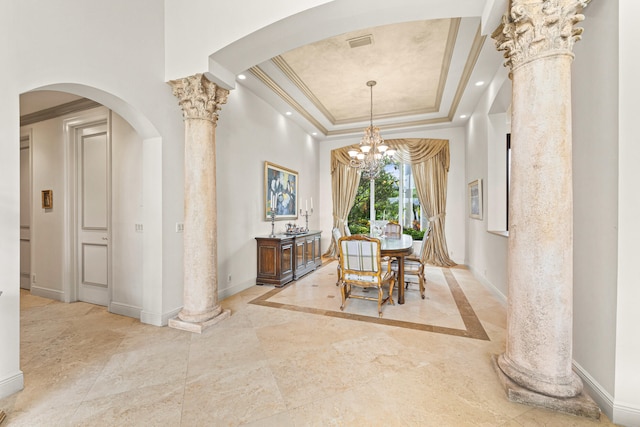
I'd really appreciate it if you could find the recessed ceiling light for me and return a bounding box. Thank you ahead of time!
[237,74,246,80]
[460,114,467,119]
[285,111,292,116]
[312,132,318,136]
[475,81,485,86]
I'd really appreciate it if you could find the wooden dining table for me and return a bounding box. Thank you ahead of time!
[380,234,413,304]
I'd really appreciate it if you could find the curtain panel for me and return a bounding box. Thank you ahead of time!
[323,152,361,258]
[329,138,455,266]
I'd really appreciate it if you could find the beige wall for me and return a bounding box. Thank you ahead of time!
[216,83,320,299]
[464,66,509,300]
[614,0,640,424]
[572,0,618,406]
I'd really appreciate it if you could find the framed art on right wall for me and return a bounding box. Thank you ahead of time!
[469,179,482,220]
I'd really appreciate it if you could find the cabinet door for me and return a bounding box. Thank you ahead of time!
[257,243,278,278]
[313,234,322,266]
[295,239,306,271]
[305,236,315,267]
[281,243,293,277]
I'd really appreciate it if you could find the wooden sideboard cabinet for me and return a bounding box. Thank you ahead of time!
[256,231,322,287]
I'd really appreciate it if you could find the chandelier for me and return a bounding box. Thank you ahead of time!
[348,80,395,180]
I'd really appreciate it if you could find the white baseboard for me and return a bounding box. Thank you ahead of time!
[219,278,255,301]
[30,285,65,302]
[573,361,614,420]
[573,361,640,426]
[139,310,161,326]
[613,402,640,427]
[0,371,24,399]
[147,280,254,327]
[468,266,507,305]
[109,301,141,319]
[162,307,182,326]
[140,307,181,327]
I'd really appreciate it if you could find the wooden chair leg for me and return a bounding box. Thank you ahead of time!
[419,273,426,299]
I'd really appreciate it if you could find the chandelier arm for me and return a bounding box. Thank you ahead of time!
[370,82,374,129]
[351,80,389,181]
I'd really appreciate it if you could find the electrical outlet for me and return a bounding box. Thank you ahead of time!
[227,275,232,283]
[135,223,143,232]
[176,223,184,233]
[32,274,36,283]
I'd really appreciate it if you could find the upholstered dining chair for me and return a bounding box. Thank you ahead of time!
[332,227,343,286]
[381,222,403,267]
[397,225,431,300]
[337,235,396,318]
[383,222,402,238]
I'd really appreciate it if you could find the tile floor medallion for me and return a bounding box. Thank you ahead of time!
[250,260,489,341]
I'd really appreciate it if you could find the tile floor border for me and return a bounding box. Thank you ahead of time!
[249,263,490,341]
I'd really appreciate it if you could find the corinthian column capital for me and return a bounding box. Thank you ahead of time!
[169,73,229,123]
[492,0,589,71]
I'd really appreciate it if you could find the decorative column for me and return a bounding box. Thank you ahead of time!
[168,73,231,333]
[492,0,599,418]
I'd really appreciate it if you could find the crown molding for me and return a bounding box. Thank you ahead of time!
[249,66,329,135]
[447,25,486,121]
[20,98,101,126]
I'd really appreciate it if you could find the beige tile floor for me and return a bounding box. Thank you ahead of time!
[0,261,617,426]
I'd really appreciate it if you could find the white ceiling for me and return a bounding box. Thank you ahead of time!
[20,17,506,140]
[277,19,454,124]
[238,17,504,139]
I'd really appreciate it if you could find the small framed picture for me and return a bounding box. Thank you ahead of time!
[42,190,53,209]
[468,179,482,220]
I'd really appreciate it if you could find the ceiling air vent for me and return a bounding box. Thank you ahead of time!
[348,35,373,49]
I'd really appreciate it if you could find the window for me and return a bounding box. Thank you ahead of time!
[347,159,427,240]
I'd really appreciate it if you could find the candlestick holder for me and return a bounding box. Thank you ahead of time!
[269,209,276,237]
[299,208,313,232]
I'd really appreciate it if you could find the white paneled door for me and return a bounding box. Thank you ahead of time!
[76,122,111,306]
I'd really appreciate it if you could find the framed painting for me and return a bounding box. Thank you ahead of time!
[468,179,482,220]
[42,189,53,209]
[265,161,298,220]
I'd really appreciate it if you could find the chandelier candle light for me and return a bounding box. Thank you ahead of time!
[299,198,313,231]
[269,193,277,237]
[348,81,396,180]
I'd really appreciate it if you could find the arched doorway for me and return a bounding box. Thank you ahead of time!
[19,85,163,321]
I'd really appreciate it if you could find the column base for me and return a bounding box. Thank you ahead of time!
[168,309,231,333]
[492,355,601,420]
